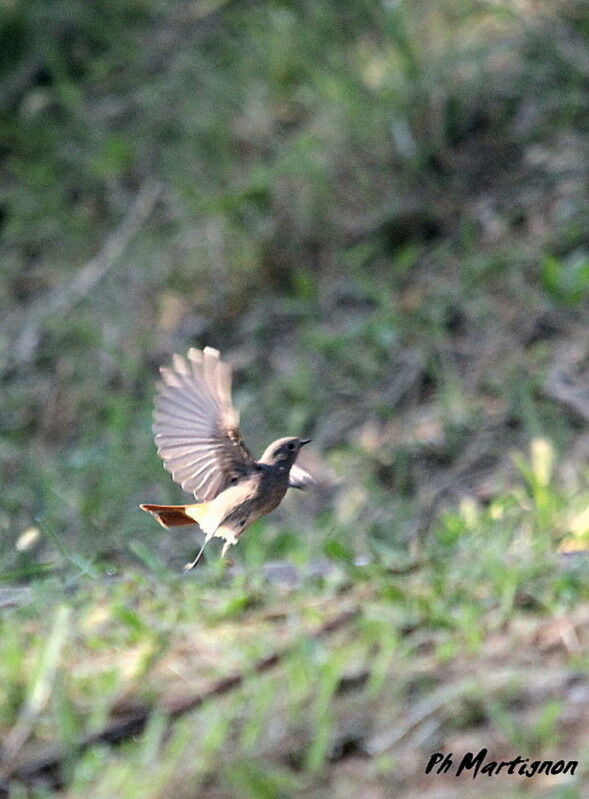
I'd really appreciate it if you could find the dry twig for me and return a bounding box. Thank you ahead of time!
[3,180,162,376]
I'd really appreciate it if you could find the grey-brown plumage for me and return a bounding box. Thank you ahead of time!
[140,346,313,568]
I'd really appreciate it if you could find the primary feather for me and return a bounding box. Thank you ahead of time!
[153,346,255,500]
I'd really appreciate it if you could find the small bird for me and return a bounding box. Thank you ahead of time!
[141,346,314,568]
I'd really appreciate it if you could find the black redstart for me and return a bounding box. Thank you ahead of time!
[141,346,313,568]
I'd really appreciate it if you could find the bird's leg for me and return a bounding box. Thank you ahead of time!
[184,535,211,571]
[220,540,233,560]
[218,528,238,561]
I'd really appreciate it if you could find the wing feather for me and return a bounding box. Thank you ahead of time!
[152,347,254,500]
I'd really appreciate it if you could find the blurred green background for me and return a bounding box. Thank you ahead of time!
[2,0,587,571]
[1,1,589,796]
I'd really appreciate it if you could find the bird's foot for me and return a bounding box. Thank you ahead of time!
[220,539,235,562]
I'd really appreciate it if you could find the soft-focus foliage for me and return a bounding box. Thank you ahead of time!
[0,1,588,795]
[1,0,588,570]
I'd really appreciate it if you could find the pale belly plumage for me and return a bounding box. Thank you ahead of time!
[186,466,291,546]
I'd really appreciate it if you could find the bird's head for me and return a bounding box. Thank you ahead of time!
[259,437,312,469]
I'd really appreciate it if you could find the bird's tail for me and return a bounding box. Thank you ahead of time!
[140,502,218,570]
[140,503,209,529]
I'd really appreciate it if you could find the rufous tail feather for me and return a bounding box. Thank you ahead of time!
[140,503,214,570]
[140,503,208,529]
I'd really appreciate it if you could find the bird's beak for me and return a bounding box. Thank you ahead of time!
[299,438,312,447]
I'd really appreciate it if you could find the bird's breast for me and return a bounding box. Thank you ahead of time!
[254,466,290,514]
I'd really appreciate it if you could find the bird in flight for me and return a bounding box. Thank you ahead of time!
[141,346,313,568]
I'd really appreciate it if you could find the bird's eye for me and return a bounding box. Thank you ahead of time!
[287,442,295,451]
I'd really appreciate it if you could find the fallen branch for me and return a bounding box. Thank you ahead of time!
[1,606,358,790]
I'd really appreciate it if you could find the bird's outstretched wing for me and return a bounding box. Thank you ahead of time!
[153,347,255,500]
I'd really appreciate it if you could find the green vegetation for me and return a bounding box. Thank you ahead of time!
[1,0,588,796]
